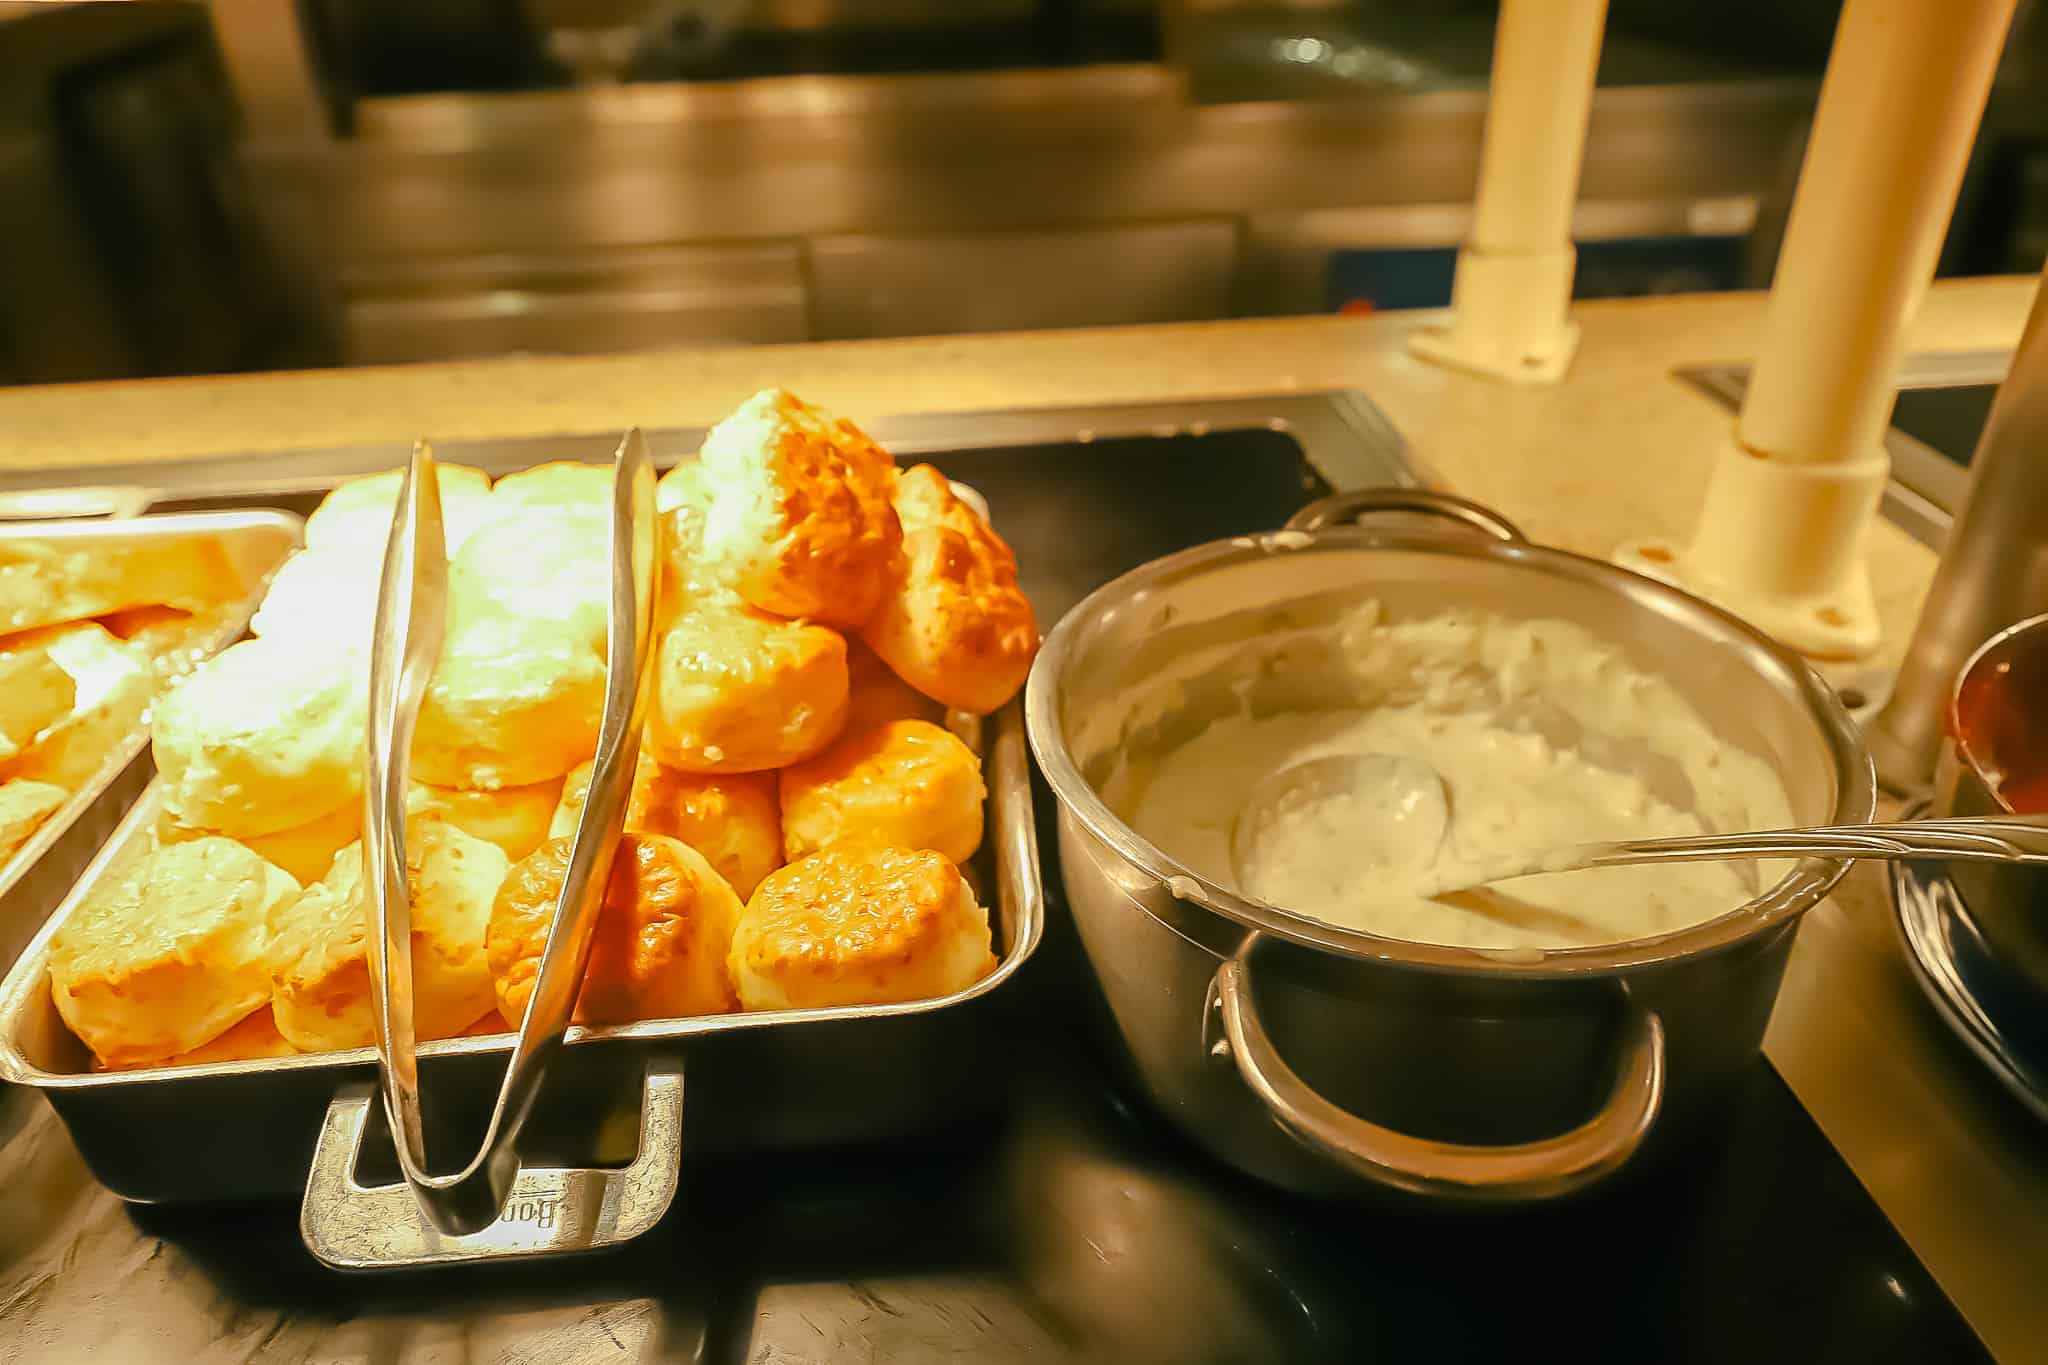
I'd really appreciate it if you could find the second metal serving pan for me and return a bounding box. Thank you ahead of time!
[0,699,1042,1266]
[0,511,300,974]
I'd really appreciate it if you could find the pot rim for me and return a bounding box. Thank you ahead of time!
[1947,608,2048,816]
[1024,520,1877,978]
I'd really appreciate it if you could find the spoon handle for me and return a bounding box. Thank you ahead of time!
[1440,813,2048,891]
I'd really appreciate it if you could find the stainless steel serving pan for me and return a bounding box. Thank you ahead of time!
[0,701,1042,1268]
[0,510,300,974]
[1026,489,1873,1205]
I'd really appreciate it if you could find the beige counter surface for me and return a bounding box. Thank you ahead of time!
[2,276,2038,658]
[3,275,2045,1357]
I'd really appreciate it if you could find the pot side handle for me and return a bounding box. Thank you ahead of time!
[1285,487,1526,542]
[299,1055,684,1269]
[1212,958,1664,1201]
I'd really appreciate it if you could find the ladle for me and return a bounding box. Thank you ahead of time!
[1229,753,2048,906]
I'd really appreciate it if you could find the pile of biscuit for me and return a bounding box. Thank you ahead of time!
[46,389,1038,1072]
[0,532,241,866]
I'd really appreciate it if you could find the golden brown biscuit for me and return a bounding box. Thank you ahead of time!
[729,845,995,1012]
[49,837,297,1068]
[3,622,156,791]
[553,756,781,899]
[843,635,943,735]
[408,777,562,862]
[101,1005,299,1071]
[627,761,782,900]
[488,833,742,1026]
[490,460,611,517]
[653,462,726,596]
[412,613,605,790]
[779,720,984,866]
[97,602,192,644]
[0,631,76,763]
[447,508,609,653]
[655,460,710,518]
[645,593,848,774]
[860,464,1037,715]
[244,805,365,888]
[267,819,506,1054]
[248,543,382,646]
[304,465,496,556]
[158,800,363,888]
[696,389,902,627]
[457,1008,509,1037]
[151,636,366,837]
[96,604,227,680]
[0,778,65,862]
[549,758,604,840]
[0,534,237,636]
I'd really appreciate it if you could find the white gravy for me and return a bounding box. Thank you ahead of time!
[1118,606,1792,950]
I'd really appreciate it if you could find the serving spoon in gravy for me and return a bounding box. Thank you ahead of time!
[1223,753,1609,939]
[1230,753,2048,919]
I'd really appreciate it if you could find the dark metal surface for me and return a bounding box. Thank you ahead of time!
[0,1,320,384]
[0,1013,1990,1363]
[255,67,1811,359]
[0,403,1989,1361]
[1892,385,2002,472]
[1892,845,2048,1126]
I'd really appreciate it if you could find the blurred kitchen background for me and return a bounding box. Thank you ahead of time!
[3,0,2046,385]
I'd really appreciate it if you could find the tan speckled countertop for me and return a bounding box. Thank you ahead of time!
[3,276,2038,661]
[3,274,2045,1357]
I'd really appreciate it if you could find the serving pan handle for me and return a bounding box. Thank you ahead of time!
[1286,487,1526,542]
[1210,948,1664,1201]
[300,1057,685,1270]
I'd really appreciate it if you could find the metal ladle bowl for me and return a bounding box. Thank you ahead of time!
[1230,753,2048,912]
[1226,753,1448,898]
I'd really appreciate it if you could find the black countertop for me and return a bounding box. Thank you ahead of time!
[0,426,1994,1362]
[0,919,1990,1362]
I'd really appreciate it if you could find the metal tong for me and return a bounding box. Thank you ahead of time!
[361,430,658,1237]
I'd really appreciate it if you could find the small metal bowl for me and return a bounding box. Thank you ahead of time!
[1936,611,2048,997]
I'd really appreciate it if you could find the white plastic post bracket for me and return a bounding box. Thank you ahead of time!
[1614,437,1887,660]
[1613,0,2015,662]
[1408,246,1581,386]
[1408,0,1606,386]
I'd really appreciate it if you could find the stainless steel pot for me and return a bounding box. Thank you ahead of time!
[1025,489,1873,1204]
[1935,611,2048,996]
